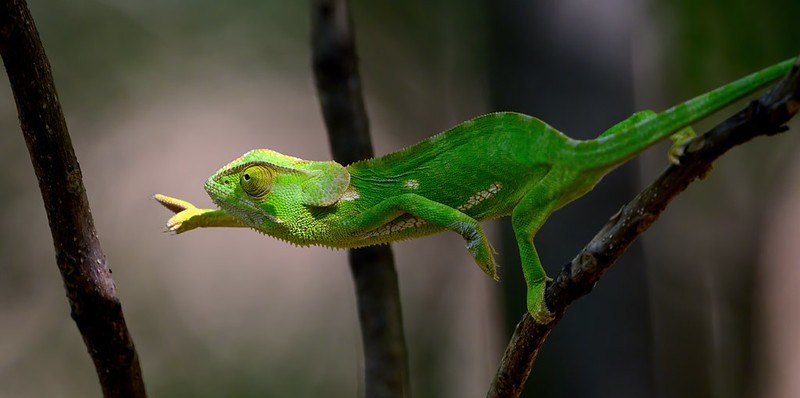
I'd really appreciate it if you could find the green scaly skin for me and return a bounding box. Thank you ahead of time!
[156,58,795,324]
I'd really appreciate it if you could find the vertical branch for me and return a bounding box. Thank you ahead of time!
[0,1,146,397]
[310,0,410,397]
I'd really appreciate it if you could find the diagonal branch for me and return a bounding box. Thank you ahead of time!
[488,57,800,398]
[0,0,146,397]
[310,0,410,397]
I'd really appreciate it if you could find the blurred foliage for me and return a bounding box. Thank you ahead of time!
[654,0,799,95]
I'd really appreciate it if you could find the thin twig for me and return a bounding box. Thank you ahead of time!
[0,1,146,397]
[488,57,800,398]
[310,0,410,397]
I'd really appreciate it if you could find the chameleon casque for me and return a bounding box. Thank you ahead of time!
[156,58,794,324]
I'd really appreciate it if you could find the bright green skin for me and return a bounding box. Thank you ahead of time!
[156,58,794,323]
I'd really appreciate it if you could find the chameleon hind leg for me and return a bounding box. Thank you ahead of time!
[511,177,565,324]
[345,193,497,279]
[599,110,697,164]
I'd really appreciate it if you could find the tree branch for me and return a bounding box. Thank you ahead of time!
[0,1,146,397]
[309,0,409,397]
[488,57,800,398]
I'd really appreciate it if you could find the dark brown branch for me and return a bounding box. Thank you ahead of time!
[0,1,146,397]
[488,57,800,398]
[310,0,409,397]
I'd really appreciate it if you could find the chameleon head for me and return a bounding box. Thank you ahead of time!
[203,149,352,229]
[203,149,304,228]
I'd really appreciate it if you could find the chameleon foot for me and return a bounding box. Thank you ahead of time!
[465,232,499,280]
[668,126,698,165]
[451,220,499,280]
[527,276,554,324]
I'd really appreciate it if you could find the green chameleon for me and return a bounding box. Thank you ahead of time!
[156,58,794,324]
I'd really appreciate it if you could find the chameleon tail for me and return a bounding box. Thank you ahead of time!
[574,57,797,171]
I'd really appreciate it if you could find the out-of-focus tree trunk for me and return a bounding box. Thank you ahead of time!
[487,1,654,397]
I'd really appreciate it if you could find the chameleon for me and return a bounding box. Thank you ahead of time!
[155,57,795,324]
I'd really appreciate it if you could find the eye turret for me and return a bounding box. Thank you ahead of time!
[240,165,273,198]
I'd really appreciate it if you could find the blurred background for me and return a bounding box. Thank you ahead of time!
[1,0,799,397]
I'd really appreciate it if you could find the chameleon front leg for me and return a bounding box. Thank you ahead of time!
[154,194,246,233]
[346,193,498,279]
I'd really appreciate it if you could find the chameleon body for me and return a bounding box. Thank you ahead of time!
[156,58,794,323]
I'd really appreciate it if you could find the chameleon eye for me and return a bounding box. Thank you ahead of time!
[240,165,273,198]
